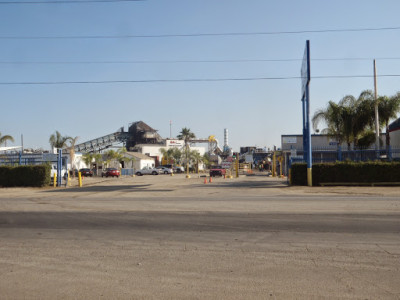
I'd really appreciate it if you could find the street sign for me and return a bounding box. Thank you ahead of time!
[301,40,310,99]
[221,161,232,169]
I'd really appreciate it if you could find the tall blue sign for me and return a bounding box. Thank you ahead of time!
[301,40,312,186]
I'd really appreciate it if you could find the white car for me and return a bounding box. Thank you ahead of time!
[135,167,160,176]
[50,164,67,179]
[156,166,173,174]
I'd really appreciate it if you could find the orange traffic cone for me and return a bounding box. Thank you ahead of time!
[209,176,212,183]
[204,177,207,184]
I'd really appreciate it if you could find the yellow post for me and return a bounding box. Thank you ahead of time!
[272,152,276,177]
[53,174,57,187]
[235,158,239,178]
[78,172,82,187]
[288,168,292,185]
[307,168,312,187]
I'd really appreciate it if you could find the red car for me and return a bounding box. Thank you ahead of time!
[101,168,120,178]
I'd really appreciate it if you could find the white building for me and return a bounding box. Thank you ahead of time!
[123,152,155,170]
[132,139,207,169]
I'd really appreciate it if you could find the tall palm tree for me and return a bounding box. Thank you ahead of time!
[0,132,14,146]
[378,92,400,148]
[177,128,196,174]
[49,131,72,150]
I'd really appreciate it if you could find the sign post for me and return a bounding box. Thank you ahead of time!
[301,40,312,186]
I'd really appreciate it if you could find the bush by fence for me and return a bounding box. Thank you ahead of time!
[291,161,400,186]
[0,165,51,187]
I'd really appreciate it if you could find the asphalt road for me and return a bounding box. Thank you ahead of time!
[0,175,399,299]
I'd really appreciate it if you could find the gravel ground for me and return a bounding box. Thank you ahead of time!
[0,174,399,299]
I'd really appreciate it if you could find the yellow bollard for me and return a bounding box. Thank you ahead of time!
[53,174,57,187]
[78,172,82,187]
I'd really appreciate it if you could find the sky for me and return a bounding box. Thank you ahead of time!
[1,0,400,152]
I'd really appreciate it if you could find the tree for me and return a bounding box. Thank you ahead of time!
[378,92,400,148]
[49,131,72,149]
[0,132,14,146]
[171,148,183,166]
[177,128,196,174]
[117,147,135,168]
[190,150,203,173]
[66,136,79,176]
[312,90,376,149]
[82,153,94,169]
[159,148,174,165]
[312,101,344,146]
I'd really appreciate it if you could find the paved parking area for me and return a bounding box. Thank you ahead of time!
[0,174,399,299]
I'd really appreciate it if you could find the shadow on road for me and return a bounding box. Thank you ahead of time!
[196,179,290,189]
[42,184,174,193]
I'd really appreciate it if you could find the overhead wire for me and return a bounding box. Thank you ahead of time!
[0,74,399,85]
[1,26,400,39]
[0,0,144,4]
[1,57,400,65]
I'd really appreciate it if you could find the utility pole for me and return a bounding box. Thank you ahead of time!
[169,120,172,139]
[373,59,380,157]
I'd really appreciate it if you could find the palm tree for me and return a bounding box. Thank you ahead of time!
[177,128,196,175]
[49,131,72,150]
[312,90,376,149]
[160,148,174,166]
[378,92,400,148]
[66,136,79,177]
[190,150,203,174]
[312,101,344,146]
[82,153,94,169]
[171,148,183,166]
[117,147,135,169]
[0,132,14,146]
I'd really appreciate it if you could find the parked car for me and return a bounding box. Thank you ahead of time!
[79,168,93,177]
[210,166,226,177]
[50,164,67,180]
[101,168,120,178]
[173,166,185,173]
[156,166,173,174]
[135,167,160,176]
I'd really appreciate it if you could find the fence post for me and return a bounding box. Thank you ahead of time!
[337,146,342,161]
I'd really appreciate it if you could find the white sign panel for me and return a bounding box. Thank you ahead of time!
[282,137,297,144]
[245,154,253,163]
[221,162,232,169]
[166,139,184,147]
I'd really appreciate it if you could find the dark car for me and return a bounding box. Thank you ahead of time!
[79,168,93,177]
[101,168,120,178]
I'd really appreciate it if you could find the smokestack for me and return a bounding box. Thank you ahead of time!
[224,128,228,147]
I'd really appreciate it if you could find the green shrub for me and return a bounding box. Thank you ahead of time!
[0,165,51,187]
[291,161,400,186]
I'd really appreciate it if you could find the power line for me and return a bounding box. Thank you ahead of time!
[0,0,144,4]
[0,74,399,85]
[1,26,399,40]
[1,57,400,65]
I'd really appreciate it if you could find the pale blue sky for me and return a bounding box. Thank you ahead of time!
[1,0,399,151]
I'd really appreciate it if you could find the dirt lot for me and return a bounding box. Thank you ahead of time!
[0,174,399,299]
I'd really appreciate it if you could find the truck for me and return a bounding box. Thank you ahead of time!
[209,166,226,177]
